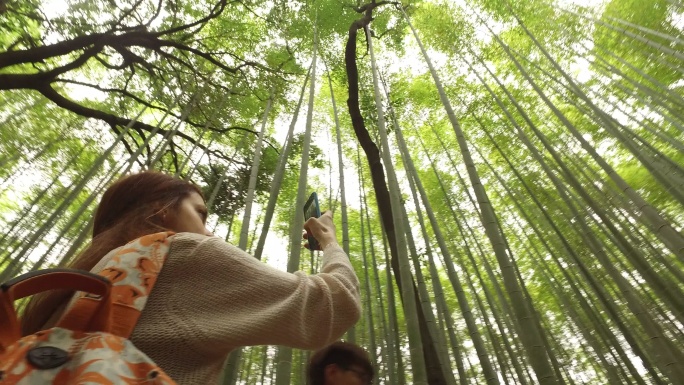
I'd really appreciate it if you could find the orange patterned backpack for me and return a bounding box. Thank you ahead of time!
[0,232,176,384]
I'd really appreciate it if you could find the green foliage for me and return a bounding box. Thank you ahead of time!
[195,141,279,222]
[0,0,42,52]
[2,0,684,383]
[593,0,682,86]
[411,2,474,53]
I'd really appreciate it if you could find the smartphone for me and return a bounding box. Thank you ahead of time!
[303,192,321,250]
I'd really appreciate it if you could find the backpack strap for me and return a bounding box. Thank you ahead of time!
[57,231,174,339]
[0,269,112,352]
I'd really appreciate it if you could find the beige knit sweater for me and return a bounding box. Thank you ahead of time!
[94,232,361,384]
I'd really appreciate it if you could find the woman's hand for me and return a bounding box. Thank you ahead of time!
[303,211,338,250]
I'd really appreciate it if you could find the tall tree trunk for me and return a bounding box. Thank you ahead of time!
[385,81,493,385]
[222,90,274,385]
[361,173,397,385]
[275,20,318,385]
[380,223,407,385]
[478,144,630,383]
[417,133,530,385]
[401,8,559,384]
[470,36,684,325]
[357,167,379,381]
[506,7,684,242]
[0,143,88,251]
[364,23,428,385]
[326,69,355,342]
[253,66,311,260]
[0,113,148,280]
[344,4,447,384]
[149,91,202,168]
[464,64,674,381]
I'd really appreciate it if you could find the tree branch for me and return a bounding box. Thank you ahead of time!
[109,0,146,32]
[0,33,105,69]
[0,46,100,89]
[156,0,235,37]
[344,2,446,384]
[33,84,234,163]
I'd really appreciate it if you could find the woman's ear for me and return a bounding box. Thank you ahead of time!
[148,204,169,226]
[159,208,175,227]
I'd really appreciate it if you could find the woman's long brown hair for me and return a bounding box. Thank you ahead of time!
[21,171,202,335]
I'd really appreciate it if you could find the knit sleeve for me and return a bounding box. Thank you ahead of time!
[165,234,361,356]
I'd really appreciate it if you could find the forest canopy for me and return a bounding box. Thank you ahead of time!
[1,0,683,384]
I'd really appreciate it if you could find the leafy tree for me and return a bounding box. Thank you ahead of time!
[2,0,684,384]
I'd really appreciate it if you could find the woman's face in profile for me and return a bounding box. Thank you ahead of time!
[165,192,212,236]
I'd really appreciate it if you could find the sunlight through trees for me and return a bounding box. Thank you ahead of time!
[1,0,683,384]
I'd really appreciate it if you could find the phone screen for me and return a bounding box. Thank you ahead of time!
[303,192,321,250]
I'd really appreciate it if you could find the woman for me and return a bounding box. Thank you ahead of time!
[21,171,361,384]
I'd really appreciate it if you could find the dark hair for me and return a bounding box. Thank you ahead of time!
[307,341,374,385]
[21,171,202,335]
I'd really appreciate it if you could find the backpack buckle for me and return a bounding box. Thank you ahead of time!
[26,346,70,369]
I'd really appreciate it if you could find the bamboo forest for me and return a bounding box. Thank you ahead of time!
[1,0,684,383]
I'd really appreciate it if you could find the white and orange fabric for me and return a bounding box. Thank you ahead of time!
[0,232,176,384]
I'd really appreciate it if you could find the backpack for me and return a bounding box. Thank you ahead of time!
[0,232,176,384]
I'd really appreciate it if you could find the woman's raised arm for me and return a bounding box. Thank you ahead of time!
[162,232,361,356]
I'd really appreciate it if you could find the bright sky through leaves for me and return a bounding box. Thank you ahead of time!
[1,0,683,383]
